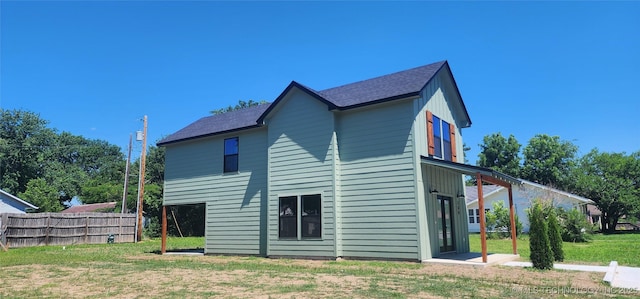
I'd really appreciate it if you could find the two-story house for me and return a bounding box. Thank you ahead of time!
[158,60,519,262]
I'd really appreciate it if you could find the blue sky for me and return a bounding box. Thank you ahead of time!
[2,1,639,164]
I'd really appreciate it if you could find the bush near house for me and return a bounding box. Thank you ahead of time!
[485,201,523,239]
[528,200,554,270]
[557,207,593,242]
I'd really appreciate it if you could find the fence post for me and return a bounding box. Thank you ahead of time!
[85,216,89,244]
[118,214,123,243]
[1,214,7,250]
[45,214,51,246]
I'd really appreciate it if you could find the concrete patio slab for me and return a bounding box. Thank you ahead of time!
[424,252,519,267]
[611,266,640,291]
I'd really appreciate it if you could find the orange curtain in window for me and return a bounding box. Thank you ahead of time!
[427,111,435,156]
[449,123,457,162]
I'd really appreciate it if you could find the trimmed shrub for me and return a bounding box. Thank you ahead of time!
[528,201,554,270]
[547,208,564,261]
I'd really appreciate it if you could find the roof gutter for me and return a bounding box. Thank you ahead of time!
[157,124,264,147]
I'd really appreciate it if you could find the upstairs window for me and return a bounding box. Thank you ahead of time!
[427,111,457,162]
[442,121,451,161]
[224,137,239,173]
[433,115,442,158]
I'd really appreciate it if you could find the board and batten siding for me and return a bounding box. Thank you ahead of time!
[412,70,469,259]
[422,165,469,257]
[414,69,465,160]
[266,88,335,257]
[337,100,419,260]
[164,128,267,255]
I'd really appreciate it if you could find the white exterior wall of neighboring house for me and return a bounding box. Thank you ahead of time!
[466,181,591,233]
[0,189,38,214]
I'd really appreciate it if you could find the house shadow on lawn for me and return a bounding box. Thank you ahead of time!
[150,248,205,255]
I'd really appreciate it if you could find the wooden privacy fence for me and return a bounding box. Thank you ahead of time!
[0,212,136,248]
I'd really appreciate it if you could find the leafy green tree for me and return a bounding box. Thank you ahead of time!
[572,149,638,233]
[626,151,640,221]
[1,109,127,208]
[463,143,471,164]
[547,208,564,261]
[81,180,122,204]
[528,200,554,270]
[477,133,521,177]
[211,100,269,115]
[0,109,55,195]
[76,139,125,203]
[18,178,63,212]
[521,134,577,190]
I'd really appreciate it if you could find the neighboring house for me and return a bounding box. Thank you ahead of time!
[466,180,592,233]
[158,60,519,262]
[586,204,602,229]
[0,189,38,214]
[61,202,117,213]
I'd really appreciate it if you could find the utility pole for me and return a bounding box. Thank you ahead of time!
[136,115,148,242]
[121,134,133,214]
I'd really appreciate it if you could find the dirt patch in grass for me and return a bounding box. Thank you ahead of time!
[0,256,629,298]
[413,263,603,289]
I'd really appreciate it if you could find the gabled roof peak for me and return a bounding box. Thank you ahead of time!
[159,61,466,146]
[318,60,447,108]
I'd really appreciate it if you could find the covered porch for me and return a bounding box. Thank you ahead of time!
[422,156,522,263]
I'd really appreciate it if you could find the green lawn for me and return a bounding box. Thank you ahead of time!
[0,236,638,298]
[469,232,640,267]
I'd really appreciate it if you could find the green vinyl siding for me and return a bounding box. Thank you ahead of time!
[266,88,335,257]
[337,100,419,260]
[164,129,267,255]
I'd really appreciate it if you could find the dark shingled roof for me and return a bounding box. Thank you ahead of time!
[318,61,446,108]
[158,103,270,145]
[159,61,458,146]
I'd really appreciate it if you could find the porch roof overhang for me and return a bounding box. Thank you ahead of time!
[420,156,522,187]
[421,156,521,263]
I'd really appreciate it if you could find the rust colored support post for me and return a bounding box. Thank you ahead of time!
[161,205,167,254]
[508,186,517,255]
[477,173,487,263]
